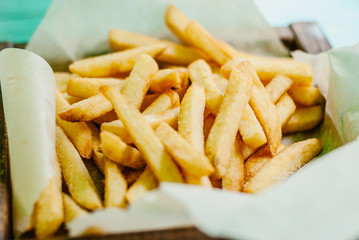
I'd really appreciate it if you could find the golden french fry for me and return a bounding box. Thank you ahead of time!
[67,77,125,98]
[188,59,223,114]
[203,113,215,142]
[101,131,145,169]
[126,167,158,203]
[156,122,214,178]
[265,74,293,103]
[140,93,160,112]
[283,106,324,134]
[288,86,321,106]
[276,93,296,127]
[54,72,72,93]
[205,68,253,178]
[165,5,192,45]
[63,93,83,105]
[185,175,212,188]
[244,144,287,182]
[212,73,228,94]
[34,156,63,239]
[56,126,102,210]
[236,61,281,155]
[185,21,231,65]
[93,111,118,125]
[102,107,179,144]
[104,160,127,208]
[121,54,159,109]
[216,40,254,59]
[244,138,322,193]
[100,86,183,183]
[149,69,182,93]
[241,141,260,160]
[87,122,106,173]
[169,67,189,89]
[56,90,93,158]
[63,193,88,223]
[109,29,159,50]
[221,57,313,86]
[59,93,113,122]
[238,105,267,149]
[222,136,244,191]
[142,90,180,115]
[69,43,167,77]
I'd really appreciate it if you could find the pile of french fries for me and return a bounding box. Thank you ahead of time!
[31,5,324,238]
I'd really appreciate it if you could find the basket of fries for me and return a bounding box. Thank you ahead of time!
[2,0,359,239]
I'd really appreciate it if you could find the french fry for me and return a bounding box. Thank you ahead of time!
[100,131,145,169]
[276,93,296,127]
[67,77,125,98]
[104,160,127,208]
[93,111,118,125]
[121,54,159,109]
[165,5,192,45]
[236,61,281,155]
[126,167,158,203]
[100,86,183,183]
[265,74,293,103]
[244,144,287,182]
[69,43,167,77]
[101,107,180,144]
[140,93,160,112]
[222,135,244,191]
[109,29,208,65]
[63,193,88,223]
[188,59,223,114]
[149,69,182,93]
[288,86,321,106]
[34,156,63,239]
[212,73,228,94]
[205,68,253,178]
[241,141,260,160]
[56,126,102,210]
[244,138,322,193]
[55,90,93,158]
[216,40,254,59]
[283,106,324,134]
[169,66,189,89]
[122,167,145,187]
[63,93,82,105]
[221,57,313,86]
[87,122,106,173]
[156,122,214,178]
[58,93,113,122]
[142,90,180,115]
[54,72,72,93]
[185,21,231,65]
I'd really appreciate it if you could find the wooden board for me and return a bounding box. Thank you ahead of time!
[0,22,331,240]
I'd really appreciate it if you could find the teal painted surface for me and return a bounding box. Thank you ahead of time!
[0,0,52,43]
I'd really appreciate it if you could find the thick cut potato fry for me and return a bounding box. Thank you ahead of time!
[216,40,255,59]
[140,93,160,112]
[212,73,228,94]
[142,90,180,115]
[101,131,145,169]
[63,193,88,223]
[102,107,179,144]
[222,136,245,191]
[67,77,125,98]
[244,144,287,182]
[93,111,118,125]
[265,74,293,103]
[165,5,192,45]
[238,105,267,149]
[54,72,72,93]
[276,93,296,127]
[63,93,83,105]
[288,86,321,106]
[104,160,127,208]
[34,156,63,239]
[283,106,324,134]
[69,43,167,77]
[169,67,189,89]
[101,86,183,183]
[87,122,106,173]
[244,138,322,193]
[55,90,93,158]
[156,122,214,178]
[236,61,281,155]
[59,93,113,122]
[149,69,182,93]
[221,57,313,86]
[241,142,260,160]
[188,59,223,114]
[126,167,158,203]
[56,126,102,210]
[109,29,208,65]
[185,21,231,65]
[121,54,158,109]
[205,69,253,178]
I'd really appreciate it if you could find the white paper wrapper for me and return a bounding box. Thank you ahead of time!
[2,0,359,239]
[0,49,56,237]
